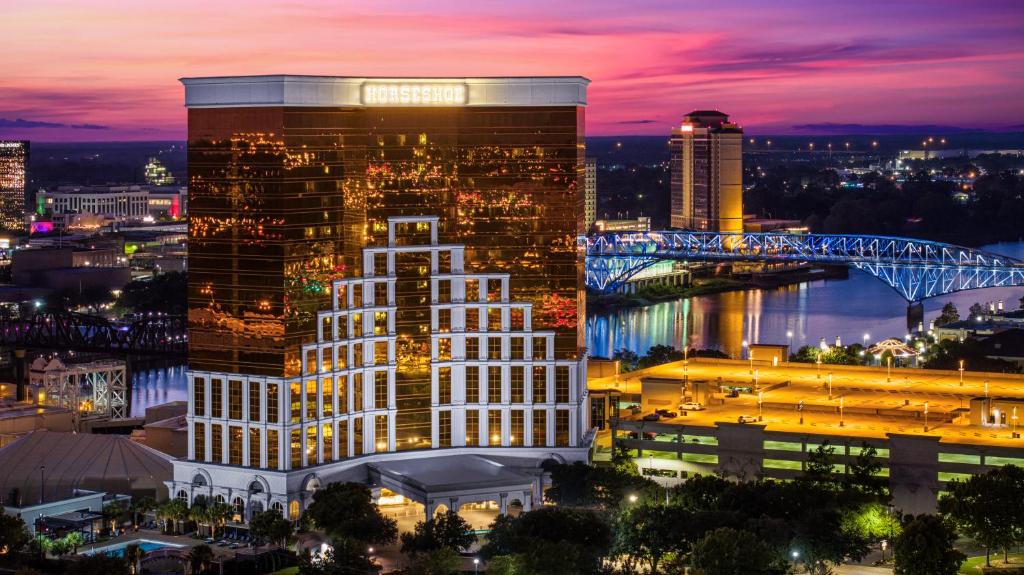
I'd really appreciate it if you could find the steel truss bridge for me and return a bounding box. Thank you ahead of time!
[0,312,186,355]
[584,231,1024,301]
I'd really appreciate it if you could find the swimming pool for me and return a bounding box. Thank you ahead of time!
[85,539,185,557]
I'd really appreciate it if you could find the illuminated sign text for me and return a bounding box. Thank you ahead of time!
[362,83,467,106]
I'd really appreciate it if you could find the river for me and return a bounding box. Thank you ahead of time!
[131,241,1024,415]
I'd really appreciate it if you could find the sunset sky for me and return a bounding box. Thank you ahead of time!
[2,0,1022,141]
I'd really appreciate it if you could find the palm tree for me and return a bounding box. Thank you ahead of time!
[124,542,144,575]
[206,502,234,539]
[189,505,211,538]
[188,544,214,575]
[131,496,156,530]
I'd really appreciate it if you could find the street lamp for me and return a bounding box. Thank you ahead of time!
[816,352,822,379]
[758,391,764,421]
[753,368,759,390]
[628,494,638,504]
[886,356,892,382]
[924,401,929,432]
[827,372,833,400]
[863,333,870,347]
[786,330,794,364]
[959,360,964,386]
[742,340,752,374]
[474,558,480,574]
[839,397,845,427]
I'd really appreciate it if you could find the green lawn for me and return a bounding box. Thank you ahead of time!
[269,567,299,575]
[960,553,1024,574]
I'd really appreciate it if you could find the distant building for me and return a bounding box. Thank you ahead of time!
[11,246,130,292]
[36,184,187,231]
[593,216,651,232]
[670,111,743,233]
[0,141,28,231]
[144,157,175,185]
[584,158,597,230]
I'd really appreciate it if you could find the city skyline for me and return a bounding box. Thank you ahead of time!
[2,0,1023,141]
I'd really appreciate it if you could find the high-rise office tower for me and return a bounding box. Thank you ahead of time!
[584,157,597,230]
[0,141,29,231]
[171,76,592,519]
[669,111,742,233]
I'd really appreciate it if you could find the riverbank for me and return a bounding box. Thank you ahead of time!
[587,278,749,309]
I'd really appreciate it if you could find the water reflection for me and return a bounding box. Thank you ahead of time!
[130,364,187,416]
[587,242,1024,359]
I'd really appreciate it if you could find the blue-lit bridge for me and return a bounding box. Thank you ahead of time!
[584,231,1024,301]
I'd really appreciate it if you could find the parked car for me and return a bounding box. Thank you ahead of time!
[655,409,679,419]
[725,389,740,398]
[737,415,758,424]
[626,404,642,414]
[642,413,661,421]
[679,402,704,411]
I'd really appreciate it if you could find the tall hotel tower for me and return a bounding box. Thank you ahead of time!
[669,111,743,233]
[0,141,29,231]
[170,76,592,519]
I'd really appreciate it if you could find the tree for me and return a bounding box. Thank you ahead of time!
[131,496,156,529]
[249,509,293,547]
[304,483,397,550]
[802,441,838,486]
[117,271,187,316]
[939,465,1024,566]
[969,302,985,319]
[124,542,144,575]
[667,474,730,511]
[156,499,189,534]
[298,543,376,575]
[844,444,886,499]
[544,461,655,508]
[485,555,523,575]
[0,511,29,554]
[689,527,784,575]
[63,531,84,554]
[636,345,685,369]
[405,547,461,575]
[935,302,960,326]
[612,349,639,372]
[188,544,214,575]
[613,503,692,574]
[481,506,612,575]
[401,510,476,555]
[893,515,965,575]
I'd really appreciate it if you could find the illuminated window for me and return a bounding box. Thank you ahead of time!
[488,410,502,446]
[305,349,317,374]
[374,371,388,409]
[323,378,333,417]
[438,251,451,274]
[375,281,388,305]
[248,428,261,467]
[352,284,362,308]
[336,284,347,309]
[323,424,334,462]
[488,366,502,403]
[375,415,389,452]
[337,315,348,339]
[438,411,452,448]
[510,410,524,446]
[374,311,388,335]
[229,426,243,465]
[353,418,364,456]
[438,308,451,332]
[533,410,547,447]
[353,373,363,411]
[466,337,479,359]
[321,346,333,372]
[193,377,206,417]
[228,380,242,420]
[267,384,279,423]
[487,280,501,302]
[510,366,524,403]
[437,337,451,361]
[438,367,451,404]
[466,410,480,446]
[211,379,223,418]
[290,429,301,469]
[337,344,348,368]
[437,279,450,303]
[193,421,205,461]
[353,343,363,367]
[211,424,223,463]
[533,337,548,359]
[510,307,525,331]
[338,422,349,458]
[289,383,301,423]
[305,380,317,420]
[555,366,570,403]
[511,337,524,359]
[306,426,318,465]
[465,279,479,302]
[465,308,479,332]
[487,308,502,331]
[533,366,547,403]
[555,410,570,447]
[488,337,502,360]
[289,501,300,521]
[352,313,363,337]
[466,367,480,403]
[374,341,388,364]
[248,381,261,422]
[267,429,279,469]
[321,315,333,342]
[337,375,348,414]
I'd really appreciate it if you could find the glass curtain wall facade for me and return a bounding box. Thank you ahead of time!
[0,141,28,231]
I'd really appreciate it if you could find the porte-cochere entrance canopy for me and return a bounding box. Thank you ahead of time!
[584,231,1024,301]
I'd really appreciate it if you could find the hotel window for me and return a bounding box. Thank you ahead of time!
[323,424,334,462]
[321,315,333,342]
[321,346,333,372]
[353,418,364,456]
[267,430,279,469]
[466,337,479,359]
[374,371,388,409]
[290,429,301,469]
[374,311,388,335]
[211,424,223,463]
[555,366,570,403]
[267,384,279,423]
[338,315,348,339]
[511,337,524,360]
[511,410,524,447]
[465,279,479,302]
[248,428,261,467]
[375,282,388,305]
[193,422,206,461]
[437,367,453,404]
[352,284,362,308]
[338,375,348,413]
[437,279,450,303]
[352,314,363,337]
[466,367,480,403]
[533,337,547,359]
[466,411,480,446]
[374,341,388,364]
[487,280,501,302]
[488,410,502,446]
[510,307,524,331]
[305,380,318,420]
[488,366,502,403]
[229,426,243,465]
[193,377,205,417]
[248,381,261,422]
[290,383,301,423]
[306,426,318,465]
[555,410,570,447]
[375,415,388,452]
[305,349,317,374]
[438,308,451,333]
[488,337,502,360]
[438,251,451,274]
[212,379,223,418]
[487,308,502,331]
[337,344,348,369]
[353,343,363,367]
[337,284,347,308]
[465,308,479,332]
[323,378,334,417]
[228,380,242,420]
[437,337,451,361]
[533,367,547,403]
[510,367,524,403]
[533,410,547,447]
[438,411,452,448]
[353,373,363,411]
[338,422,349,458]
